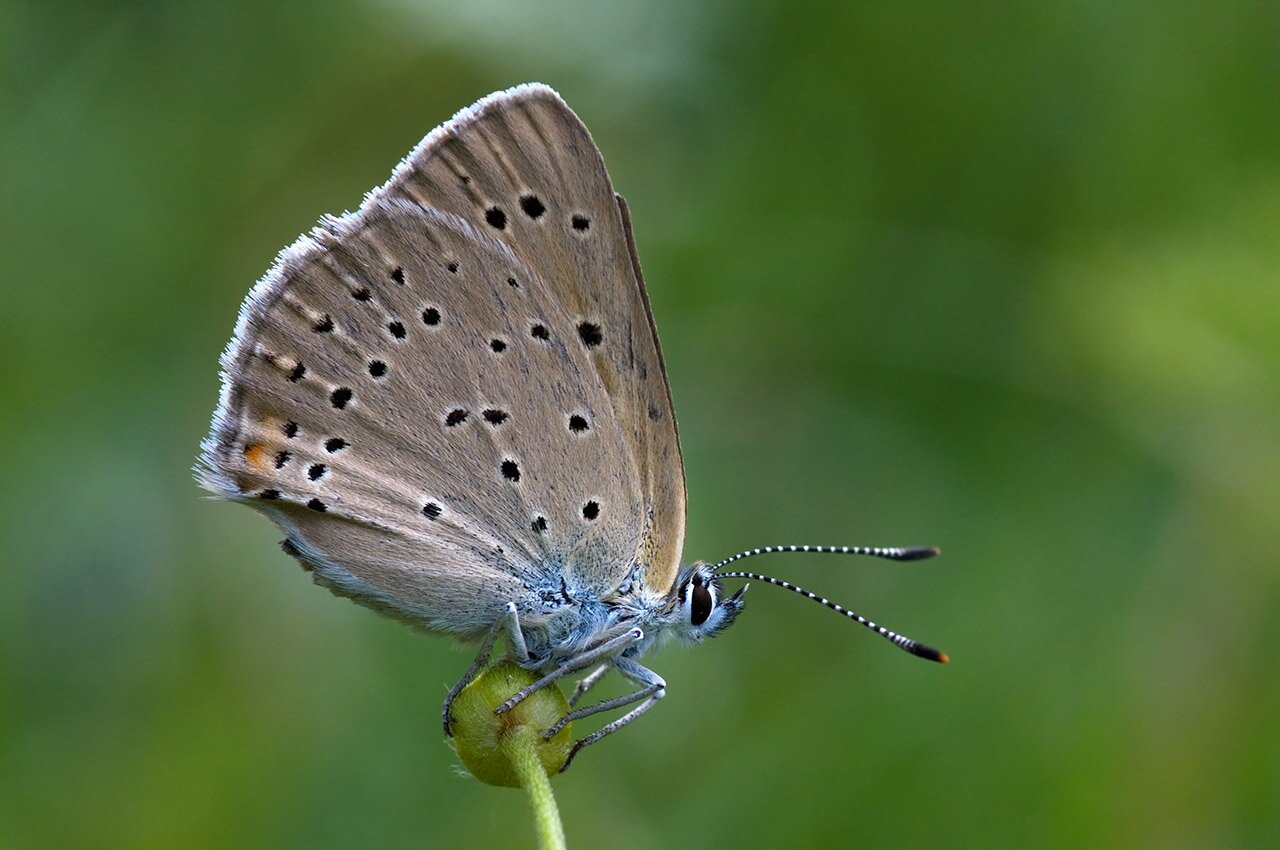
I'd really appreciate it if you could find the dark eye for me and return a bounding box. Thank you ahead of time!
[690,585,713,626]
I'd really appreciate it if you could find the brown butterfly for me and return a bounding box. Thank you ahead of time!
[197,84,945,771]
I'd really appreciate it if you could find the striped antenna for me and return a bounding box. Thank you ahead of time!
[712,545,948,664]
[708,544,940,571]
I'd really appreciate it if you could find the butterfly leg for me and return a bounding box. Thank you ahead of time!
[495,627,644,715]
[568,663,611,707]
[543,656,665,740]
[557,659,666,772]
[442,602,524,736]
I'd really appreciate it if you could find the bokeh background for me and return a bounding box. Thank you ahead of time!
[4,2,1278,847]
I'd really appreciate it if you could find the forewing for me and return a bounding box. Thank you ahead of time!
[384,84,686,599]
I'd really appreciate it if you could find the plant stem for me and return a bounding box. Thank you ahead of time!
[502,724,566,850]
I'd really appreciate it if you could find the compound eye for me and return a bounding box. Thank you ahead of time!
[690,584,713,626]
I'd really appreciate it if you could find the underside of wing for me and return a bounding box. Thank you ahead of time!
[198,85,686,637]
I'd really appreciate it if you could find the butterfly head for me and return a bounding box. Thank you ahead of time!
[666,563,747,644]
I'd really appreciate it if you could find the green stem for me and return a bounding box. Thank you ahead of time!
[502,725,567,850]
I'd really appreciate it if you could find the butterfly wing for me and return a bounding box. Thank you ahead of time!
[197,85,686,638]
[385,84,686,601]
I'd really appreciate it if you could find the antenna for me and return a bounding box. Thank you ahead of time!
[712,544,948,664]
[709,544,940,572]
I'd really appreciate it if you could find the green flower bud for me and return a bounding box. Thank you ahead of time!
[448,661,573,787]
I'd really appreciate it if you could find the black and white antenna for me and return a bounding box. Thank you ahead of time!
[711,544,949,664]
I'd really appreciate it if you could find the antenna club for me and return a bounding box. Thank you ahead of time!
[909,644,950,664]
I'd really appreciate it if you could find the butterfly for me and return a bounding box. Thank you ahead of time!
[197,83,945,771]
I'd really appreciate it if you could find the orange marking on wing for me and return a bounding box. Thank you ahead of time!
[242,443,272,470]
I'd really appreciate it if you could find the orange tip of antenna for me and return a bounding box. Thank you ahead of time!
[937,653,950,665]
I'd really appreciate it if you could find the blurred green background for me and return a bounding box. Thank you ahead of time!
[3,1,1278,847]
